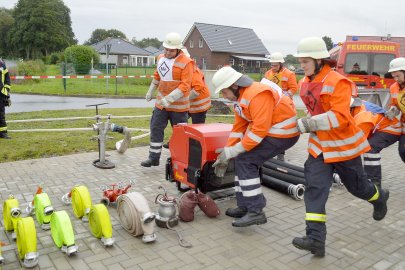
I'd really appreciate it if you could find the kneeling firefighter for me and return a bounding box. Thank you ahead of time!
[211,66,300,227]
[291,37,389,257]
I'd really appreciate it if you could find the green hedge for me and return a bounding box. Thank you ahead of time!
[64,45,100,74]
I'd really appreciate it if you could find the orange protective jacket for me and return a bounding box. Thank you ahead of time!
[189,62,211,113]
[351,103,401,138]
[298,65,370,163]
[153,52,193,112]
[389,82,405,133]
[227,82,299,151]
[264,67,298,94]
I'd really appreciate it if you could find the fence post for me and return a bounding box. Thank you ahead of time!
[115,65,118,95]
[62,62,67,93]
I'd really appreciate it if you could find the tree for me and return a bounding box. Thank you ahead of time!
[284,54,299,66]
[64,45,99,74]
[322,36,334,51]
[132,37,162,48]
[0,8,14,58]
[8,0,76,59]
[84,29,127,45]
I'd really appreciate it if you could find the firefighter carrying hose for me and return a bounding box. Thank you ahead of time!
[350,98,402,188]
[291,37,389,257]
[211,66,300,227]
[141,32,193,167]
[0,59,11,139]
[384,57,405,163]
[264,52,298,161]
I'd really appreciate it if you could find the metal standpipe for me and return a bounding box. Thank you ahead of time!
[87,103,115,169]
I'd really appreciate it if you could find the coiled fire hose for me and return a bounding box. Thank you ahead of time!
[88,204,114,246]
[50,210,78,255]
[63,185,114,246]
[4,195,38,268]
[16,217,39,268]
[70,186,92,221]
[117,192,156,243]
[34,193,54,230]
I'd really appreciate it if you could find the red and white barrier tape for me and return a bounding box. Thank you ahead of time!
[10,75,153,80]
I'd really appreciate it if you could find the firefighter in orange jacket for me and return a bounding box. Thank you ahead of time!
[0,59,11,139]
[350,98,402,188]
[292,37,389,257]
[264,52,298,97]
[384,57,405,163]
[182,48,211,124]
[211,66,300,227]
[141,32,193,167]
[264,52,298,161]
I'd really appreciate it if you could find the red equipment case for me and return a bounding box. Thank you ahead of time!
[166,123,235,193]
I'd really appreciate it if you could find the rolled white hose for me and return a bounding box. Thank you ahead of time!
[116,192,156,243]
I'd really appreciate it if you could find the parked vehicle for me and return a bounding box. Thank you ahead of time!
[329,38,400,108]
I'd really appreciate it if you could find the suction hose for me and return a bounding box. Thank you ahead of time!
[261,174,305,200]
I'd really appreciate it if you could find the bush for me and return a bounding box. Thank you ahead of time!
[50,51,65,64]
[64,45,99,74]
[16,60,47,83]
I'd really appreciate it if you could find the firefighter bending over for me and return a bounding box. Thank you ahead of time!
[211,66,300,227]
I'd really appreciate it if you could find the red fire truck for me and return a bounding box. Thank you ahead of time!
[329,39,400,108]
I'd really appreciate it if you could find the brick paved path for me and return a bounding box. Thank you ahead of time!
[0,134,404,270]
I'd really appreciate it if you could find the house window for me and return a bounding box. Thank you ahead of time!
[190,40,194,48]
[199,38,203,48]
[229,58,235,66]
[256,61,260,68]
[202,57,206,70]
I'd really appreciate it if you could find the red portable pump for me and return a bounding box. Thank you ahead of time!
[166,123,235,193]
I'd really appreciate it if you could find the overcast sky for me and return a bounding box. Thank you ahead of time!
[2,0,404,55]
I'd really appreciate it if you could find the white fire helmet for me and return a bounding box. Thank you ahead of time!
[294,37,330,59]
[212,66,243,94]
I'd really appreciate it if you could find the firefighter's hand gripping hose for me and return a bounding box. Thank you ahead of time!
[16,217,39,268]
[88,204,114,246]
[34,193,54,230]
[50,210,78,255]
[117,192,156,243]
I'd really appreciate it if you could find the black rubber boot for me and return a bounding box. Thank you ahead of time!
[0,132,11,139]
[372,188,389,221]
[276,154,285,161]
[232,212,267,227]
[292,236,325,257]
[225,207,247,218]
[141,159,159,167]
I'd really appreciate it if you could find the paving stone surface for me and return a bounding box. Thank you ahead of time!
[0,133,404,270]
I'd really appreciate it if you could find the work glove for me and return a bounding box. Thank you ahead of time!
[213,159,228,178]
[384,106,400,120]
[212,143,246,168]
[297,117,313,133]
[158,97,171,108]
[145,81,158,101]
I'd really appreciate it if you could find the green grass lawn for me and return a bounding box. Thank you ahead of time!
[1,108,235,163]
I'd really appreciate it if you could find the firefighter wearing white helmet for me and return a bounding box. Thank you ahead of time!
[141,32,193,167]
[385,57,405,162]
[264,51,298,161]
[292,37,389,257]
[211,66,299,227]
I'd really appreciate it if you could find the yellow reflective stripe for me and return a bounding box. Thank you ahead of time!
[368,185,379,202]
[305,213,326,222]
[0,126,7,131]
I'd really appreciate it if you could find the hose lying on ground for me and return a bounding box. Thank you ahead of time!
[116,192,156,243]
